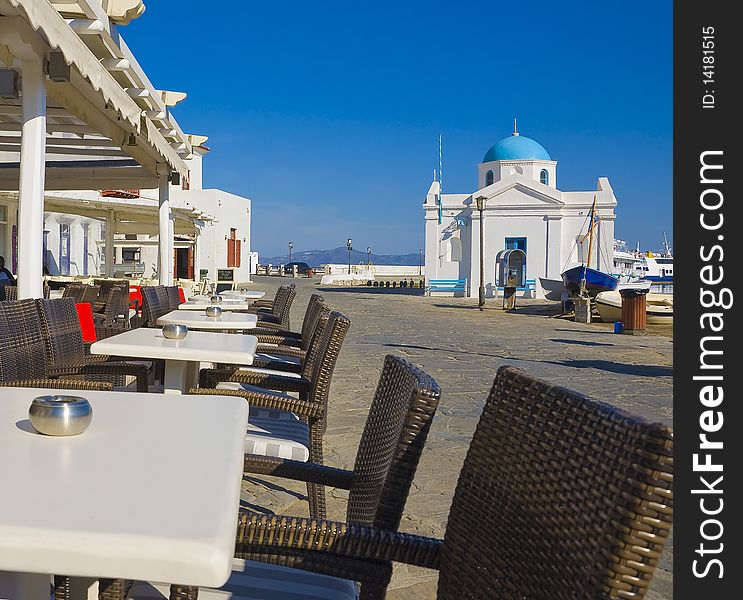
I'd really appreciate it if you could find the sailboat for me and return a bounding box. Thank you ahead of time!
[561,195,619,296]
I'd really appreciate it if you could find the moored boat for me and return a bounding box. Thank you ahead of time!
[595,291,673,324]
[561,265,618,296]
[538,277,567,301]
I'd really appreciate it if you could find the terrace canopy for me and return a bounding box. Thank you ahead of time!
[0,0,195,296]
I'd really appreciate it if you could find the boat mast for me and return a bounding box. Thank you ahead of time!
[586,195,597,269]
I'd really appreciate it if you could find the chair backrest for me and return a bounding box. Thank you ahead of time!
[299,293,325,351]
[0,299,51,381]
[346,355,441,530]
[36,298,87,369]
[80,284,101,303]
[271,284,296,329]
[140,286,164,327]
[0,285,17,301]
[165,286,183,310]
[62,283,85,302]
[300,311,350,433]
[437,366,673,599]
[103,284,130,323]
[154,285,170,313]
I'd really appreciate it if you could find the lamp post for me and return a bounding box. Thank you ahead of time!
[475,196,487,311]
[418,249,422,276]
[367,246,371,266]
[347,238,353,274]
[288,241,293,263]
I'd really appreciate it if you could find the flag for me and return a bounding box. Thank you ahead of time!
[437,134,443,224]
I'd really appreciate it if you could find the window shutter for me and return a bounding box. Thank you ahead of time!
[227,238,235,268]
[235,239,241,268]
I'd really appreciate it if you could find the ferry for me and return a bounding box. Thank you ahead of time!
[612,235,673,285]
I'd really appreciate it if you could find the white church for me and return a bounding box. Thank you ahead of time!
[423,124,617,299]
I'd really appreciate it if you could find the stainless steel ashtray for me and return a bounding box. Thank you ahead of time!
[29,395,92,436]
[162,323,188,339]
[205,305,223,318]
[209,295,223,304]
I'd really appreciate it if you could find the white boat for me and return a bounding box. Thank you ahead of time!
[612,235,673,285]
[538,277,567,301]
[595,290,673,324]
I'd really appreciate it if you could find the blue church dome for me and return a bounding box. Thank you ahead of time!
[483,132,551,162]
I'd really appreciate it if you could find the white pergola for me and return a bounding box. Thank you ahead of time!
[0,0,198,296]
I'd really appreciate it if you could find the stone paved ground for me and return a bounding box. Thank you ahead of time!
[239,276,674,598]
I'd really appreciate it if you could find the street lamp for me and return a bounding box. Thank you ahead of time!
[347,238,353,274]
[288,241,293,263]
[367,246,371,266]
[475,195,487,311]
[418,249,422,276]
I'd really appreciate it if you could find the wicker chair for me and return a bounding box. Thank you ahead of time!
[80,284,101,304]
[165,285,183,310]
[250,293,326,372]
[93,284,133,340]
[62,283,85,302]
[198,309,349,519]
[128,355,441,600]
[141,286,169,327]
[249,284,296,330]
[36,298,150,392]
[0,299,111,391]
[198,365,670,600]
[249,285,290,310]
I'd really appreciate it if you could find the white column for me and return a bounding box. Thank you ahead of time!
[193,231,201,282]
[17,58,46,299]
[157,164,172,285]
[105,210,115,276]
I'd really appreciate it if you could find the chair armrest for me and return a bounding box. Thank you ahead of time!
[256,341,304,354]
[251,319,282,331]
[256,314,282,325]
[243,455,354,489]
[235,514,442,570]
[190,387,323,419]
[253,333,302,347]
[198,368,310,394]
[0,379,114,391]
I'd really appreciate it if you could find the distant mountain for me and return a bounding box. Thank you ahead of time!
[261,246,421,267]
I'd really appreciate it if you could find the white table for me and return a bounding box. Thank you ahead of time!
[156,310,258,331]
[90,328,257,394]
[179,298,258,312]
[188,290,265,300]
[0,387,248,598]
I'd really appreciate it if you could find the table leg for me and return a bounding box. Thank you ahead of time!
[0,572,51,599]
[163,359,187,394]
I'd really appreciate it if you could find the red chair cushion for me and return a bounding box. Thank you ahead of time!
[129,285,143,309]
[178,287,186,302]
[75,302,97,342]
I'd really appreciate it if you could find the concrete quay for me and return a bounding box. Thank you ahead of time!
[240,276,674,599]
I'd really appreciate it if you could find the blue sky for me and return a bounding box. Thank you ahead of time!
[124,1,672,257]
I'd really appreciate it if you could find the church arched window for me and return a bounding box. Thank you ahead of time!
[540,169,549,185]
[485,170,494,186]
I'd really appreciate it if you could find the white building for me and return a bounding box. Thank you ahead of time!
[1,144,252,285]
[424,125,617,299]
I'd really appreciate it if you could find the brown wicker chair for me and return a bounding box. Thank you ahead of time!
[250,293,326,372]
[128,355,441,600]
[205,365,671,600]
[141,286,169,327]
[0,284,16,301]
[249,285,292,310]
[0,299,112,391]
[198,309,349,519]
[249,284,296,330]
[80,284,101,304]
[37,298,150,392]
[93,284,133,339]
[62,283,85,302]
[165,285,183,310]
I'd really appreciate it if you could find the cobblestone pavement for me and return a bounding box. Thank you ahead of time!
[239,276,674,598]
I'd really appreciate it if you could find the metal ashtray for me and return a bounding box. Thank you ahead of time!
[162,323,188,339]
[209,295,223,304]
[205,305,223,318]
[29,395,92,436]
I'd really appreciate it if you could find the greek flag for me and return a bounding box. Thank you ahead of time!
[437,134,443,224]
